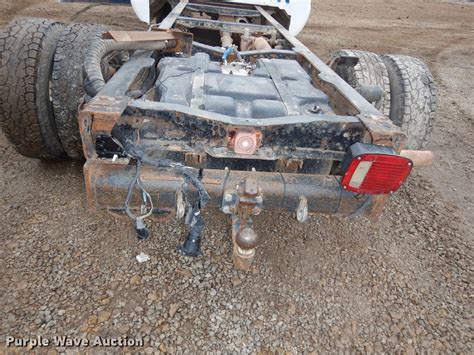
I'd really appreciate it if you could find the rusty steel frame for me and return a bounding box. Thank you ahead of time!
[78,0,413,269]
[84,160,372,216]
[175,16,277,35]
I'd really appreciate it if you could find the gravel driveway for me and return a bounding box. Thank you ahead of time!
[0,0,472,353]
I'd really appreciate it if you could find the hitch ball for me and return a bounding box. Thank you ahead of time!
[236,228,259,251]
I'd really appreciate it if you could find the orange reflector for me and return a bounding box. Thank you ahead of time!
[228,129,262,155]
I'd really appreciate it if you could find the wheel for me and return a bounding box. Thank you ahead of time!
[382,55,437,150]
[332,49,391,116]
[51,23,108,160]
[0,18,65,160]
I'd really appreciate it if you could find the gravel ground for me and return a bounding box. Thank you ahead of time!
[0,0,473,353]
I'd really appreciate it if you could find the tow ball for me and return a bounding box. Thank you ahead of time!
[222,175,263,270]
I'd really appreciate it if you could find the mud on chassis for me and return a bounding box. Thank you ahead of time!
[0,1,437,270]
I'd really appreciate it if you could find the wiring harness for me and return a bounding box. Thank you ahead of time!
[111,124,211,257]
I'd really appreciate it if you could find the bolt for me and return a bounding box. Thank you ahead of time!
[255,196,263,204]
[224,193,233,202]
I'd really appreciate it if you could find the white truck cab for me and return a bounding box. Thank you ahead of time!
[131,0,311,35]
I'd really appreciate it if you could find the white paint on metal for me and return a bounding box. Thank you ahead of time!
[130,0,311,35]
[131,0,151,23]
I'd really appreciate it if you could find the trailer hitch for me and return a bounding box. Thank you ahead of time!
[222,172,263,269]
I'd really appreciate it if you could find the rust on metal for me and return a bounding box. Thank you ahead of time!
[367,195,389,221]
[103,29,193,56]
[232,217,256,270]
[83,160,372,216]
[400,150,434,167]
[73,0,433,269]
[185,152,208,169]
[276,158,304,174]
[228,176,263,270]
[256,6,406,152]
[103,31,177,42]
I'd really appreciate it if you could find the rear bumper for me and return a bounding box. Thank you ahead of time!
[84,159,376,218]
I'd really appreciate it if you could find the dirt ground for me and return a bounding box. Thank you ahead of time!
[0,0,472,353]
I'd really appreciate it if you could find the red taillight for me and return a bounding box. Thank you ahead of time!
[341,153,413,195]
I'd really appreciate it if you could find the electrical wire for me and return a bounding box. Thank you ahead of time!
[112,125,210,217]
[155,69,201,93]
[123,129,153,221]
[124,160,154,221]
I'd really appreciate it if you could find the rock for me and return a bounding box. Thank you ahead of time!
[232,276,242,287]
[117,324,130,334]
[176,268,192,277]
[130,275,141,286]
[148,292,160,301]
[288,304,296,316]
[98,311,111,322]
[405,344,416,355]
[389,310,403,321]
[87,315,98,325]
[16,281,28,290]
[169,304,179,318]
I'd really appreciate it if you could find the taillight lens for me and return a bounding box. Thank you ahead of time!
[341,153,413,195]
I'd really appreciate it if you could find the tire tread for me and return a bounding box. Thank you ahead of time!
[51,23,107,159]
[382,54,437,149]
[0,18,65,159]
[332,49,391,116]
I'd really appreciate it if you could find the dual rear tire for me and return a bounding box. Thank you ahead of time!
[333,50,437,150]
[0,19,108,160]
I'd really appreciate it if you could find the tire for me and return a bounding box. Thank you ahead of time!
[382,55,437,150]
[51,23,108,160]
[332,49,391,116]
[0,18,65,160]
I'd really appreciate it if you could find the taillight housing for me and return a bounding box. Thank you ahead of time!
[341,143,413,195]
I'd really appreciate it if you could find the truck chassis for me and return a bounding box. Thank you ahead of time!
[0,0,436,269]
